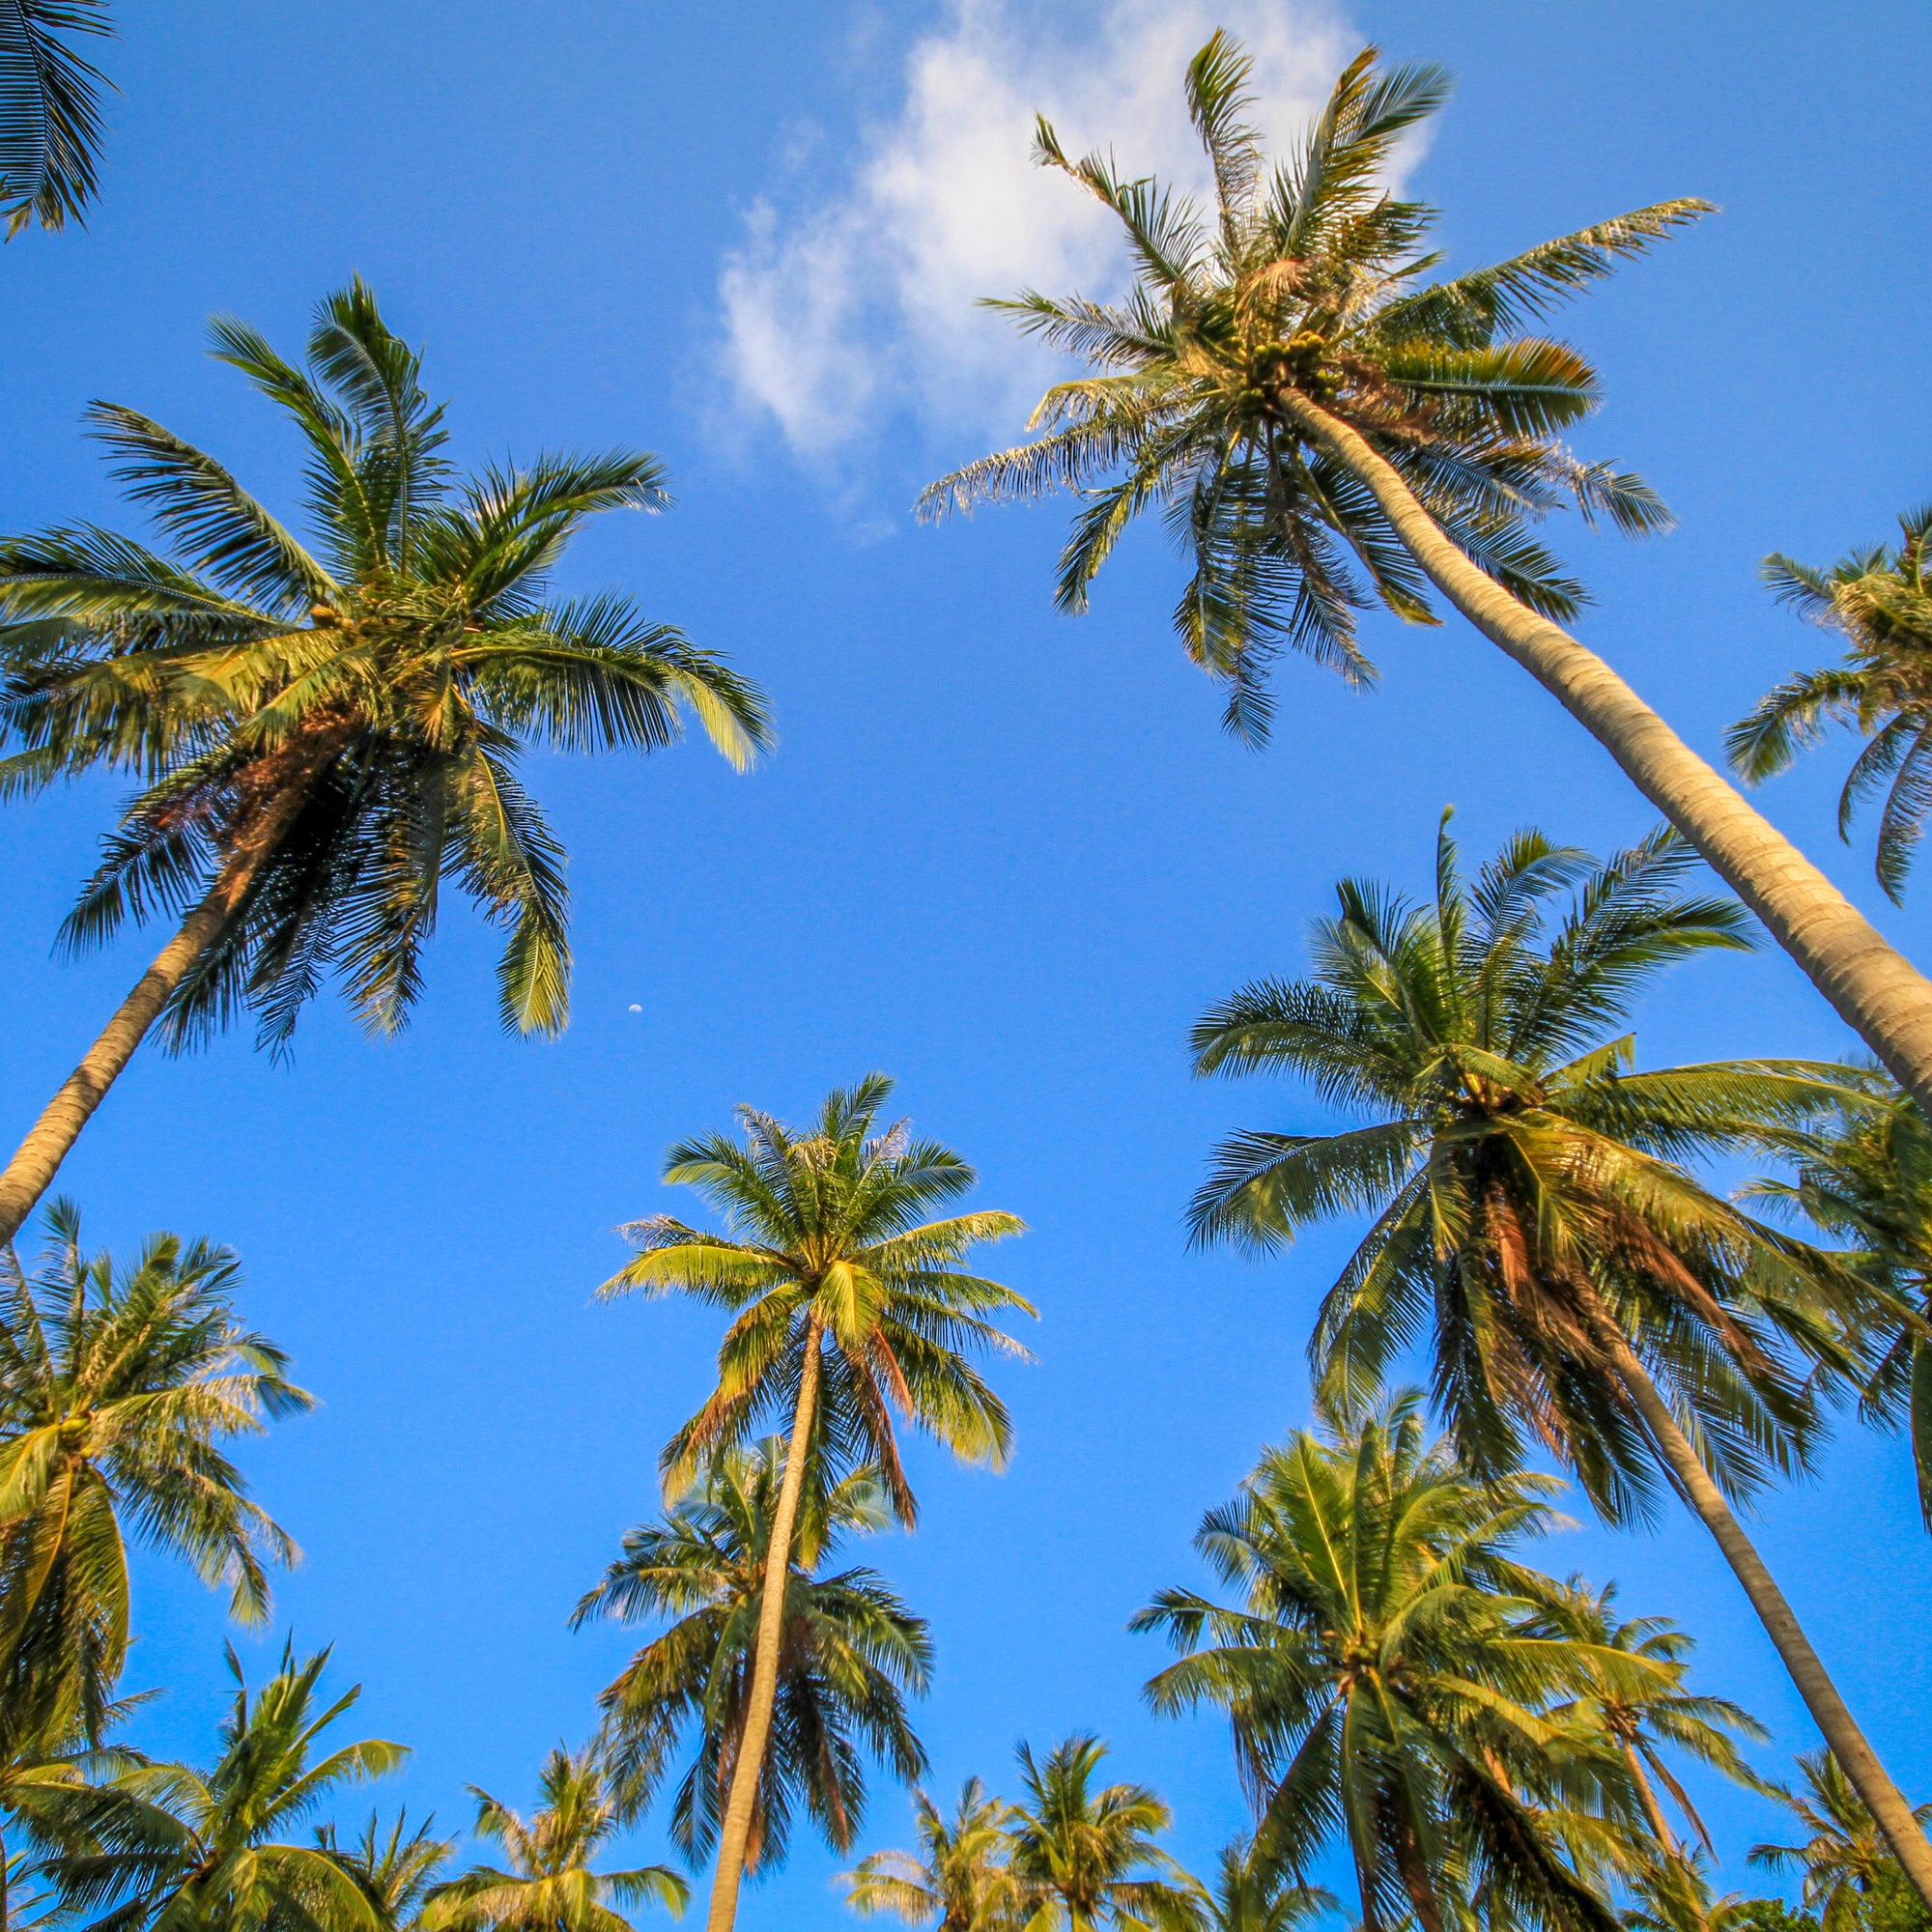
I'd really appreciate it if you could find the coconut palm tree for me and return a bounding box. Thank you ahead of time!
[571,1445,929,1873]
[1136,1396,1637,1932]
[1003,1736,1204,1932]
[600,1074,1032,1932]
[1749,1755,1932,1932]
[1728,508,1932,903]
[0,1200,308,1704]
[0,0,108,235]
[29,1643,404,1932]
[841,1779,1020,1932]
[1185,818,1929,1899]
[1195,1836,1332,1932]
[321,1812,454,1932]
[920,30,1932,1131]
[418,1749,686,1932]
[1745,1068,1932,1523]
[0,279,771,1247]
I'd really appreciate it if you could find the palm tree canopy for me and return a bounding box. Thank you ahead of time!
[419,1748,687,1932]
[0,0,109,235]
[920,34,1699,743]
[320,1811,454,1932]
[0,1200,309,1751]
[1728,507,1932,902]
[843,1778,1022,1932]
[29,1643,406,1932]
[601,1073,1034,1521]
[1187,814,1889,1523]
[0,279,772,1049]
[571,1443,928,1872]
[1004,1735,1205,1932]
[1197,1834,1333,1932]
[1135,1396,1645,1932]
[1749,1754,1932,1932]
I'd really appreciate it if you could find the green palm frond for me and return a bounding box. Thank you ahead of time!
[0,0,110,235]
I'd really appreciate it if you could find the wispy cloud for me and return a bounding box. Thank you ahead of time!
[718,0,1361,469]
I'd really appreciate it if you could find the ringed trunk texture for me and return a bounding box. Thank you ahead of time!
[1583,1306,1932,1908]
[0,736,336,1249]
[702,1316,824,1932]
[1281,392,1932,1122]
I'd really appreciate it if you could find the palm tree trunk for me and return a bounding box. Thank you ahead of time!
[702,1315,824,1932]
[1578,1301,1932,1909]
[1278,391,1932,1122]
[0,765,319,1249]
[1622,1742,1678,1857]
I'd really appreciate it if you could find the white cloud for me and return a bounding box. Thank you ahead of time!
[718,0,1364,465]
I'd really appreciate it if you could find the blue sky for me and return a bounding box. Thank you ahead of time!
[3,0,1930,1924]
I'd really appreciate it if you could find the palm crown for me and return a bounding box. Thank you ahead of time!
[920,35,1698,743]
[1728,506,1932,902]
[570,1445,929,1871]
[419,1748,687,1932]
[842,1778,1021,1932]
[1748,1753,1932,1932]
[0,278,771,1048]
[1187,816,1878,1521]
[0,1200,309,1748]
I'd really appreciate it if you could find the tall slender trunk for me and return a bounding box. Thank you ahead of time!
[703,1315,824,1932]
[1577,1299,1932,1908]
[1620,1741,1677,1857]
[0,755,324,1249]
[1390,1816,1445,1932]
[1279,391,1932,1122]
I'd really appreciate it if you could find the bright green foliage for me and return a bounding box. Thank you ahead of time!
[601,1073,1033,1521]
[1135,1396,1640,1932]
[0,0,109,235]
[0,280,771,1048]
[1750,1755,1932,1932]
[28,1644,406,1932]
[920,34,1696,743]
[1187,815,1885,1523]
[1195,1835,1332,1932]
[1723,1902,1824,1932]
[1728,508,1932,902]
[842,1778,1023,1932]
[320,1812,454,1932]
[1003,1735,1205,1932]
[571,1444,929,1872]
[0,1200,308,1756]
[419,1748,687,1932]
[1747,1069,1932,1526]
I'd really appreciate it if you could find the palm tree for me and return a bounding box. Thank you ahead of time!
[1195,1836,1332,1932]
[571,1444,930,1873]
[1135,1396,1635,1932]
[1003,1735,1204,1932]
[1728,508,1932,903]
[418,1749,686,1932]
[29,1643,405,1932]
[0,279,771,1247]
[842,1778,1020,1932]
[0,0,108,235]
[1745,1067,1932,1523]
[1749,1755,1932,1932]
[1184,818,1930,1900]
[600,1073,1032,1932]
[321,1812,454,1932]
[0,1201,308,1700]
[920,31,1932,1127]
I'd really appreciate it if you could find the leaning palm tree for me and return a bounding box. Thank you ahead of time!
[572,1445,929,1874]
[921,31,1932,1128]
[0,1199,309,1714]
[1749,1755,1932,1932]
[0,0,109,235]
[1003,1735,1204,1932]
[418,1748,687,1932]
[1185,818,1930,1900]
[600,1074,1032,1932]
[841,1778,1021,1932]
[1746,1067,1932,1525]
[1136,1397,1636,1932]
[1728,507,1932,904]
[0,278,771,1247]
[29,1643,404,1932]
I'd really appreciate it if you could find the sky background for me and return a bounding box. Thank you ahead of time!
[3,0,1930,1924]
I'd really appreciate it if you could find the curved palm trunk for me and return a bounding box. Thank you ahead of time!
[1620,1742,1678,1857]
[1578,1302,1932,1907]
[702,1316,824,1932]
[1280,392,1932,1122]
[0,760,322,1249]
